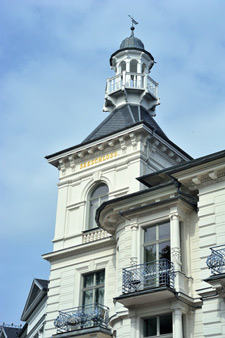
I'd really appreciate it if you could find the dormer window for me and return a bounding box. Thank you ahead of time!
[88,183,108,229]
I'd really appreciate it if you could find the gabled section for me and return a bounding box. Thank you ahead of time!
[21,279,49,321]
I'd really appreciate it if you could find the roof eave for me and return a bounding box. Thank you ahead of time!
[45,121,192,167]
[138,149,225,187]
[110,47,154,66]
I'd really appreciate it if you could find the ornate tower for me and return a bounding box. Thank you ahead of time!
[104,24,159,116]
[43,25,192,338]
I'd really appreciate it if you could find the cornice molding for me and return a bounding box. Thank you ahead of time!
[43,237,115,263]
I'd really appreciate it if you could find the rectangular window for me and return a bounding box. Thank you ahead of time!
[144,313,172,337]
[143,222,170,263]
[82,270,105,306]
[142,222,171,288]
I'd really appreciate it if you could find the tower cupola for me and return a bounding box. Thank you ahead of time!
[103,21,160,116]
[119,30,144,49]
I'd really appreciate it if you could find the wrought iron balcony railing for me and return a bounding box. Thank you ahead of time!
[122,259,175,294]
[206,245,225,275]
[54,303,109,333]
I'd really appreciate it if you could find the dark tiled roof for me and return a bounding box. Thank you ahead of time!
[83,104,168,143]
[1,327,21,338]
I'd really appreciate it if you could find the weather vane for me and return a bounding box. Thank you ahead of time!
[128,15,138,32]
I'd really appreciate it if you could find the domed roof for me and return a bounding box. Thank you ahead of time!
[120,33,144,50]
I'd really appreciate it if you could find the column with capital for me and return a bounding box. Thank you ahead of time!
[130,224,138,266]
[170,213,182,272]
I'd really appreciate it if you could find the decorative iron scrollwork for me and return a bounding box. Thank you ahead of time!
[54,304,109,333]
[122,258,175,294]
[206,245,225,274]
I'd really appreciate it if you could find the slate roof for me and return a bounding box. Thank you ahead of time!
[0,326,21,338]
[46,104,192,161]
[83,104,168,143]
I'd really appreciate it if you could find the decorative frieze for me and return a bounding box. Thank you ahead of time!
[68,155,76,172]
[119,137,126,154]
[108,141,115,147]
[208,170,217,180]
[98,144,104,151]
[129,133,137,150]
[58,159,66,175]
[88,148,94,154]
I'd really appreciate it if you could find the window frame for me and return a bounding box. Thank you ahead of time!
[143,221,171,264]
[87,183,109,230]
[143,313,173,337]
[81,270,105,306]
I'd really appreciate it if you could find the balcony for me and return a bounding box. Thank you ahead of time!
[123,259,174,293]
[115,259,175,308]
[105,71,158,99]
[206,245,225,274]
[54,304,111,337]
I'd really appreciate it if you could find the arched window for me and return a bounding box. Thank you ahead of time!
[88,183,108,229]
[130,59,138,73]
[120,61,126,72]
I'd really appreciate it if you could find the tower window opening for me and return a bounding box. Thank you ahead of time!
[88,183,108,229]
[119,61,126,73]
[130,59,138,73]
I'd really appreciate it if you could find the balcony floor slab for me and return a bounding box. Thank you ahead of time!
[53,326,112,338]
[114,286,176,308]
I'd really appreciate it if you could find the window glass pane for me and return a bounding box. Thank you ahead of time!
[82,271,105,306]
[100,194,108,203]
[82,290,93,306]
[89,184,108,229]
[84,274,94,288]
[95,287,104,304]
[160,314,172,334]
[144,245,156,263]
[89,198,99,228]
[159,222,170,239]
[144,317,157,337]
[91,184,108,199]
[159,241,170,260]
[96,270,105,285]
[144,226,156,243]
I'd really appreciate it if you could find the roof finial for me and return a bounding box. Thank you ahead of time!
[128,15,138,36]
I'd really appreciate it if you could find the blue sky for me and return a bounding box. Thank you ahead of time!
[1,0,225,325]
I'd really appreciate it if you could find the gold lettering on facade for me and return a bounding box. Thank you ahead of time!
[79,151,119,169]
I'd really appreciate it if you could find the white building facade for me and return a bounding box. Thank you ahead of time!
[42,27,225,338]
